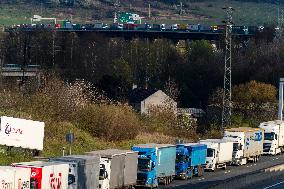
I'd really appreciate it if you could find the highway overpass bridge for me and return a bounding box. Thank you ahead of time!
[4,28,254,41]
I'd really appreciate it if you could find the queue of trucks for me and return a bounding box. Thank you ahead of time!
[1,117,284,189]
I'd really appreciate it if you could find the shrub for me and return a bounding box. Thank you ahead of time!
[76,104,140,141]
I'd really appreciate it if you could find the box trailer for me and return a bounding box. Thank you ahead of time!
[0,166,31,189]
[85,149,138,189]
[131,143,176,188]
[110,149,138,187]
[0,116,44,151]
[0,167,14,189]
[50,155,100,189]
[199,139,233,171]
[175,143,207,179]
[223,127,264,165]
[259,120,284,155]
[13,161,69,189]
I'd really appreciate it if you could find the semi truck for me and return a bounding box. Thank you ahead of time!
[259,120,284,155]
[131,143,176,188]
[0,166,31,189]
[12,161,69,189]
[50,155,100,189]
[175,143,207,179]
[199,139,233,171]
[223,127,264,165]
[85,149,138,189]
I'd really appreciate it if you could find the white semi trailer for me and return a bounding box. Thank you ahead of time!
[223,127,264,165]
[0,116,45,151]
[259,120,284,155]
[199,139,233,171]
[85,149,138,189]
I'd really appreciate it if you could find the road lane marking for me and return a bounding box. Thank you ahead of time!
[263,180,284,189]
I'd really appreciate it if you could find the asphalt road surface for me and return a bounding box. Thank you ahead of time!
[158,154,284,189]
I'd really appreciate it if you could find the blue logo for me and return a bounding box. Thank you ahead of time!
[255,132,262,141]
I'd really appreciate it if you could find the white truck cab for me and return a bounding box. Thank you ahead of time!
[259,120,284,155]
[204,142,218,171]
[223,133,247,165]
[99,158,110,189]
[200,139,233,171]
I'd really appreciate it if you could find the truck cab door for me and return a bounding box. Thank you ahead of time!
[99,158,110,189]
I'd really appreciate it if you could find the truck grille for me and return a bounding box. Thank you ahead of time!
[263,143,271,152]
[137,173,147,185]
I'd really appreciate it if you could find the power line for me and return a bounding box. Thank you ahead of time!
[221,7,234,130]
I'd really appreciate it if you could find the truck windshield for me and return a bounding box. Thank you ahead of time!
[207,148,214,157]
[99,164,106,180]
[138,158,151,171]
[233,143,241,151]
[176,154,186,163]
[264,132,275,140]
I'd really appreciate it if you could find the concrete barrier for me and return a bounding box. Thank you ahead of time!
[206,164,284,189]
[265,164,284,172]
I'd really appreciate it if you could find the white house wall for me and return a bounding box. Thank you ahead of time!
[140,90,177,115]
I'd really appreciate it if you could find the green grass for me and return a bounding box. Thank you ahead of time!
[0,3,97,26]
[188,0,282,25]
[0,1,282,26]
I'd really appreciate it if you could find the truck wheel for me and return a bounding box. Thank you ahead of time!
[197,165,203,177]
[222,164,227,170]
[184,174,188,180]
[165,177,169,185]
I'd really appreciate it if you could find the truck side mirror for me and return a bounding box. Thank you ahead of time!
[152,162,155,169]
[104,172,108,179]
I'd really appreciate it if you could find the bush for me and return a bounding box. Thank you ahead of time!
[143,106,198,139]
[76,104,140,141]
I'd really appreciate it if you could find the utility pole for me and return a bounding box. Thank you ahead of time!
[221,7,234,130]
[177,1,184,15]
[148,4,151,19]
[276,1,283,39]
[180,1,183,15]
[114,0,120,23]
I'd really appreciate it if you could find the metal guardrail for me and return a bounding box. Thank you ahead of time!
[205,163,284,189]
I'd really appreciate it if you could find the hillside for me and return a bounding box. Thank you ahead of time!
[0,0,283,26]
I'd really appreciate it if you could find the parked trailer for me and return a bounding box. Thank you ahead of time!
[199,139,233,171]
[50,155,100,189]
[13,161,69,189]
[131,143,176,188]
[0,166,31,189]
[0,116,45,151]
[223,127,264,165]
[259,120,284,155]
[85,149,138,189]
[175,143,207,179]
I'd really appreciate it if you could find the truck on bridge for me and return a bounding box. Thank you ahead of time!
[175,143,207,179]
[259,120,284,155]
[199,139,233,171]
[223,127,264,165]
[131,143,176,188]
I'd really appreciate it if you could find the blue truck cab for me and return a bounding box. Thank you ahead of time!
[132,143,176,188]
[175,143,207,179]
